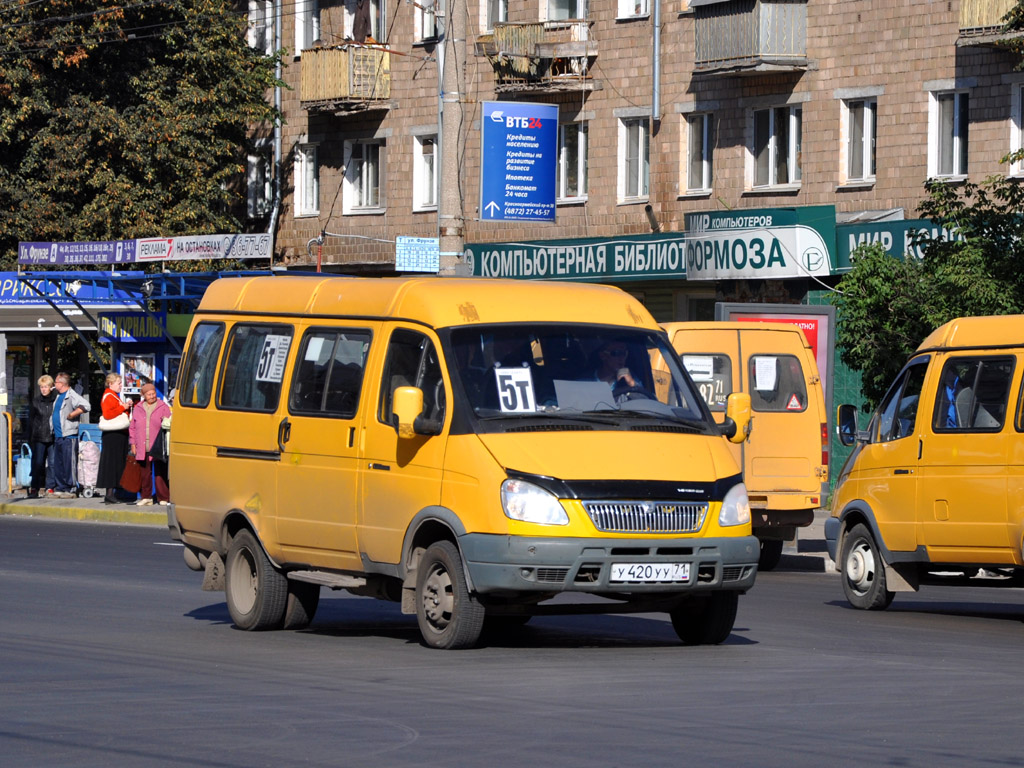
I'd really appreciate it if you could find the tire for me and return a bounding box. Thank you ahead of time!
[841,523,895,610]
[758,538,784,571]
[415,541,485,650]
[282,579,320,630]
[224,529,288,630]
[669,591,739,645]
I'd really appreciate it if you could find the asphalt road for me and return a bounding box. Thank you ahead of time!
[3,516,1024,768]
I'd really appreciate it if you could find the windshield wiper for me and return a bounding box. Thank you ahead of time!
[476,410,621,426]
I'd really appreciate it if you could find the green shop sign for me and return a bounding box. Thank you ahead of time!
[683,206,836,281]
[835,219,963,272]
[466,232,688,282]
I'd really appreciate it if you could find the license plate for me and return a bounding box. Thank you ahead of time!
[610,562,691,583]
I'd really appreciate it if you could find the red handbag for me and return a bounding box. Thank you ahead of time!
[120,455,144,493]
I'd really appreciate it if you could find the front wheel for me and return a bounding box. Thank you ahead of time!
[224,529,288,630]
[841,523,895,610]
[669,591,739,645]
[415,541,485,649]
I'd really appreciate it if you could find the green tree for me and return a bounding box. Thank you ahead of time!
[833,172,1024,409]
[0,0,281,265]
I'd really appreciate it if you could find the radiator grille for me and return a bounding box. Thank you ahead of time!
[582,500,707,534]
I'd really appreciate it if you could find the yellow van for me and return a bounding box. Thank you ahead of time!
[167,276,758,648]
[828,315,1024,609]
[661,322,829,570]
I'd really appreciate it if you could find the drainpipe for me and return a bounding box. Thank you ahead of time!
[652,0,661,122]
[266,0,283,264]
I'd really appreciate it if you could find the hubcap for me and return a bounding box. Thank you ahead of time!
[230,549,258,614]
[421,564,454,630]
[847,541,875,594]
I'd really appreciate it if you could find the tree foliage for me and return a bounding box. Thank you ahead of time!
[0,0,280,266]
[833,172,1024,409]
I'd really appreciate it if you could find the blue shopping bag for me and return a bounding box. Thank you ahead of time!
[15,444,32,488]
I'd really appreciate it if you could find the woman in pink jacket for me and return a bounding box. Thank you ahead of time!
[129,383,172,505]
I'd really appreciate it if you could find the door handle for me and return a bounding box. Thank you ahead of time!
[278,417,291,452]
[894,468,912,475]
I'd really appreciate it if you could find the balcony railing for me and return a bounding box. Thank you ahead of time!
[300,45,391,113]
[476,21,599,94]
[693,0,808,76]
[957,0,1024,46]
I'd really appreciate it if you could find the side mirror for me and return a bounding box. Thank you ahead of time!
[837,403,862,447]
[721,392,752,444]
[392,386,424,439]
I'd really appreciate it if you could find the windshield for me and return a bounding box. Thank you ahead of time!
[447,324,710,429]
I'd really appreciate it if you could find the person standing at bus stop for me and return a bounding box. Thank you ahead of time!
[26,374,57,498]
[97,372,132,504]
[51,372,90,497]
[129,383,171,505]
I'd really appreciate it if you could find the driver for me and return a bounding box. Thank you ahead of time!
[593,340,638,394]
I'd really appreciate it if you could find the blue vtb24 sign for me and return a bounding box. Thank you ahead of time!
[480,101,558,222]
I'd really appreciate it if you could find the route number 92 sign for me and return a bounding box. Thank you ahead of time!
[495,366,536,413]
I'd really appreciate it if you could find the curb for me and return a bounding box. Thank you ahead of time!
[0,499,167,526]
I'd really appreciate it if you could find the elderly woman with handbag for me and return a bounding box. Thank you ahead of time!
[97,372,132,504]
[129,382,172,505]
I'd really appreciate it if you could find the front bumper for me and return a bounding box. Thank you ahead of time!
[459,533,758,595]
[824,516,840,562]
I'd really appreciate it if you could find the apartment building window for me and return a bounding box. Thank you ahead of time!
[844,98,877,183]
[686,113,712,192]
[247,139,272,219]
[558,122,588,201]
[413,135,437,211]
[294,144,319,217]
[752,105,801,188]
[929,91,969,178]
[295,0,319,53]
[617,0,649,17]
[1011,84,1024,176]
[248,0,273,54]
[549,0,587,21]
[486,0,507,30]
[344,140,385,213]
[619,118,649,201]
[345,0,381,41]
[414,0,437,41]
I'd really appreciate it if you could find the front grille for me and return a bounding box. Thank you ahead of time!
[536,567,570,583]
[582,500,707,534]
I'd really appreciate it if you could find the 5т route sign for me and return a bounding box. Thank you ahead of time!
[480,101,558,223]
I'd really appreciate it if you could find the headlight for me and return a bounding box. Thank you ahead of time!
[718,482,751,527]
[500,478,569,526]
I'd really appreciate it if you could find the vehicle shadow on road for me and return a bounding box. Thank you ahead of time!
[826,599,1024,622]
[185,598,759,648]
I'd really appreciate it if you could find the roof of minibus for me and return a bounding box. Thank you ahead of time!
[917,315,1024,352]
[197,275,660,330]
[662,320,811,347]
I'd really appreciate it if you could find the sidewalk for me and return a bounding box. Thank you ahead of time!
[0,491,168,526]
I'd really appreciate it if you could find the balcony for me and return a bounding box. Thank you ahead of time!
[476,21,600,95]
[692,0,809,77]
[957,0,1024,47]
[300,45,391,114]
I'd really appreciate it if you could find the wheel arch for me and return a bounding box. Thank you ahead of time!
[399,506,474,612]
[834,500,891,563]
[219,510,276,564]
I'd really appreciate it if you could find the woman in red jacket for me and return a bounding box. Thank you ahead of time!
[97,372,132,504]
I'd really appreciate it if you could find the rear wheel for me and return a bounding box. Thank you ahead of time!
[841,523,894,610]
[224,529,287,630]
[758,538,784,571]
[282,580,320,630]
[415,541,485,650]
[669,591,739,645]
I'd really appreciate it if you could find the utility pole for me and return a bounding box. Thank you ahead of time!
[438,0,469,275]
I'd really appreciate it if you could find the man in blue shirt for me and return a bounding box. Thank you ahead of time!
[51,372,90,497]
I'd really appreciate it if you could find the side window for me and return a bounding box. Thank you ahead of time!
[179,322,224,408]
[748,354,807,412]
[289,329,371,419]
[933,356,1015,432]
[218,323,293,413]
[681,353,732,412]
[875,360,927,443]
[378,329,445,427]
